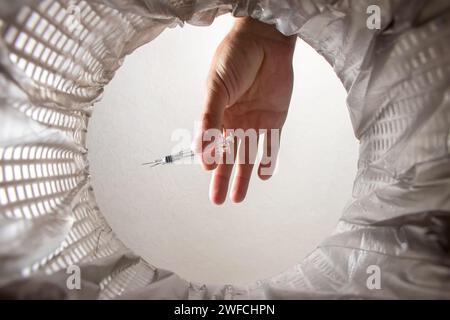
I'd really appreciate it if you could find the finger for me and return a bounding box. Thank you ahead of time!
[258,129,281,180]
[209,136,237,205]
[197,66,230,171]
[200,134,219,171]
[231,134,259,203]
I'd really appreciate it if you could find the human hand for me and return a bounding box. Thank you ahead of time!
[196,17,296,204]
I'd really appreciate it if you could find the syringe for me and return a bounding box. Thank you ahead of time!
[142,132,234,168]
[141,149,195,167]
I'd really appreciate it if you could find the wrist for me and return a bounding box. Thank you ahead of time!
[233,17,297,47]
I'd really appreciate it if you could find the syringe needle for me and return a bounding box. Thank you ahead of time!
[141,159,163,167]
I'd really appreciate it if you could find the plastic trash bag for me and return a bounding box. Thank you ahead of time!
[0,0,449,299]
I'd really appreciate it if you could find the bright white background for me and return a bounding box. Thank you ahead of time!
[87,15,358,285]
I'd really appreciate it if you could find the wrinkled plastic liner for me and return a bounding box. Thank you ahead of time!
[0,0,449,299]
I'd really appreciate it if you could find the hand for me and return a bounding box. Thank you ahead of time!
[197,17,296,204]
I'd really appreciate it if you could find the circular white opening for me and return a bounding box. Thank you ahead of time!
[87,15,358,285]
